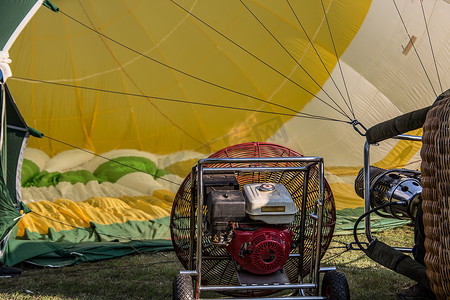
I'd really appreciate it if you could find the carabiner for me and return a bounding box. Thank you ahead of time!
[350,119,367,136]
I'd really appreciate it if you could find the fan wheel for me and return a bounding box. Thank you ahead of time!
[321,270,350,300]
[170,142,336,297]
[173,274,194,300]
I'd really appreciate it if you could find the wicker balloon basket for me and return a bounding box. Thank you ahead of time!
[421,89,450,299]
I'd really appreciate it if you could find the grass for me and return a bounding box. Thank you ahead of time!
[0,226,415,299]
[323,225,415,299]
[0,251,182,300]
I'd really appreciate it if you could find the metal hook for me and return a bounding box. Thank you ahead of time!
[350,119,367,136]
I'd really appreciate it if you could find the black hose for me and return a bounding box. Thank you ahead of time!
[353,201,408,252]
[356,205,431,290]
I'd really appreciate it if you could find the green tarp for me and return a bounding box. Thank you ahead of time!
[0,84,30,244]
[334,207,409,236]
[0,0,41,50]
[1,206,409,267]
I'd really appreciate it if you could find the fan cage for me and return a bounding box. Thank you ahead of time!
[170,142,336,297]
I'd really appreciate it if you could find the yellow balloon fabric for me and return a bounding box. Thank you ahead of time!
[4,0,450,268]
[18,192,174,237]
[9,0,371,156]
[8,0,450,218]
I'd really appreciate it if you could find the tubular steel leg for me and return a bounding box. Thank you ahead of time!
[297,168,311,285]
[195,164,205,298]
[313,160,325,295]
[364,141,374,243]
[189,166,197,271]
[309,195,318,283]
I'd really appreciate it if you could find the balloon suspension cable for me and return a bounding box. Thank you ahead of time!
[12,77,348,123]
[59,6,353,124]
[419,0,443,93]
[319,0,355,120]
[350,119,367,136]
[392,0,438,98]
[43,135,181,186]
[171,0,351,120]
[285,0,354,119]
[240,0,353,121]
[59,9,322,120]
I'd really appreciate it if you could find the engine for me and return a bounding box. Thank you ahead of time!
[226,226,293,275]
[205,175,298,275]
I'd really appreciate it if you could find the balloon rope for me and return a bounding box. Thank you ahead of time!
[318,0,355,120]
[285,0,354,119]
[239,0,353,121]
[419,0,443,93]
[76,2,204,148]
[58,10,307,117]
[12,76,348,123]
[392,0,437,98]
[170,0,351,121]
[42,135,182,186]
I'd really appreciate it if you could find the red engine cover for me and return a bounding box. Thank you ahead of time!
[225,227,292,275]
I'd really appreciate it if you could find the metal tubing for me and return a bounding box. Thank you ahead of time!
[319,267,336,273]
[202,166,309,173]
[309,208,318,282]
[189,166,197,270]
[196,164,204,297]
[313,161,325,295]
[197,256,231,260]
[200,297,326,300]
[393,134,422,142]
[364,136,421,244]
[180,270,198,276]
[198,157,323,165]
[394,247,413,253]
[199,283,316,292]
[190,156,326,298]
[297,168,310,284]
[364,141,374,242]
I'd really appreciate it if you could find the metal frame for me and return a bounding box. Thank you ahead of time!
[180,156,328,299]
[363,134,422,244]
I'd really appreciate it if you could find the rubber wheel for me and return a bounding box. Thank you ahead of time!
[321,270,350,300]
[173,274,194,300]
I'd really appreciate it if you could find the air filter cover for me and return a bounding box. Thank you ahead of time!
[243,183,298,224]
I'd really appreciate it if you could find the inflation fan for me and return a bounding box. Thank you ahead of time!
[170,142,350,299]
